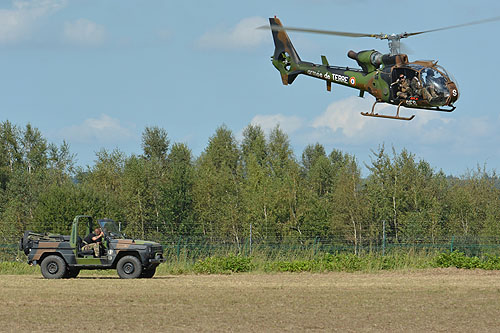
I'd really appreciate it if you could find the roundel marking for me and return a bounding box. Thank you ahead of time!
[349,77,356,86]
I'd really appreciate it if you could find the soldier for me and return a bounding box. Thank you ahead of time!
[411,75,428,100]
[392,74,410,99]
[411,74,437,102]
[82,228,104,257]
[411,75,421,94]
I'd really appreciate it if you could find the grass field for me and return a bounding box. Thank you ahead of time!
[1,269,499,332]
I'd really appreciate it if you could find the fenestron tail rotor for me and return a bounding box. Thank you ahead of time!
[259,15,500,55]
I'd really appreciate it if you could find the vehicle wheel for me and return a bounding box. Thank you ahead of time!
[63,268,80,278]
[41,255,67,279]
[117,255,142,279]
[140,265,157,278]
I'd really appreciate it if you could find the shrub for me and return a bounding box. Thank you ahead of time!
[433,251,500,270]
[323,253,362,272]
[264,260,314,272]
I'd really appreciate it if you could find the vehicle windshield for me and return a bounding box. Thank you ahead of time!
[98,219,124,239]
[420,67,450,106]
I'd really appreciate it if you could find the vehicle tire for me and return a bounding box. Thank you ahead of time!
[117,255,142,279]
[63,268,80,278]
[41,255,67,279]
[140,265,157,278]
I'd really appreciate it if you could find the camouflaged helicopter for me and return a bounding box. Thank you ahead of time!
[263,16,499,121]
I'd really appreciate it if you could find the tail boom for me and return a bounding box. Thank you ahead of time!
[269,17,302,85]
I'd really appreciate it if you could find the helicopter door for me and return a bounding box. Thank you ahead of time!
[391,68,418,100]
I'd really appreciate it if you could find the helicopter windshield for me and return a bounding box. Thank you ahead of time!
[420,67,449,106]
[435,64,459,89]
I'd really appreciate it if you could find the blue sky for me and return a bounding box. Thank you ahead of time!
[1,0,499,176]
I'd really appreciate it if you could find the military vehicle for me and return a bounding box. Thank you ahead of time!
[263,16,500,120]
[19,215,165,279]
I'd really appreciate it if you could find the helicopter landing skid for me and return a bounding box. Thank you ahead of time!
[421,105,456,113]
[361,101,415,121]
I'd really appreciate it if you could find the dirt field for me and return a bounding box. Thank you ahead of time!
[1,269,499,332]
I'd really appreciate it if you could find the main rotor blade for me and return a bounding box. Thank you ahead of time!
[258,24,379,38]
[404,15,500,37]
[259,15,500,42]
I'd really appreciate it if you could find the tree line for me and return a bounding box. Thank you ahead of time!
[0,120,499,246]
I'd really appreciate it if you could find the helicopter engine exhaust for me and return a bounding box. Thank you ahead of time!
[348,50,409,73]
[348,50,382,73]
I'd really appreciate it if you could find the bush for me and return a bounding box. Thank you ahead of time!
[193,255,253,274]
[434,251,500,270]
[264,260,314,272]
[482,254,500,270]
[322,253,362,272]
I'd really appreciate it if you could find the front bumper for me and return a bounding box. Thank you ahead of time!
[149,254,166,265]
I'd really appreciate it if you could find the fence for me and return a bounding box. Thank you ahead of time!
[4,235,500,262]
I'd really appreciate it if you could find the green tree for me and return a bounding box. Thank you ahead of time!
[121,156,151,239]
[21,124,48,174]
[330,153,367,253]
[193,125,243,245]
[47,141,76,186]
[300,144,335,238]
[241,124,267,166]
[32,181,113,234]
[265,126,303,240]
[445,167,500,238]
[163,142,195,238]
[83,148,125,220]
[0,121,22,174]
[240,125,270,240]
[142,126,170,162]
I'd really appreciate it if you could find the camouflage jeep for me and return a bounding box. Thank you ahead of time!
[20,215,166,279]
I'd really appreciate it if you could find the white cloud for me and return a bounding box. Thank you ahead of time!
[60,114,134,144]
[63,18,106,46]
[312,96,373,137]
[250,114,304,135]
[0,0,66,43]
[198,16,269,49]
[310,96,454,144]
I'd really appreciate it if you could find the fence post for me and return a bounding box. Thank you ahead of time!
[249,223,252,256]
[176,236,182,260]
[450,236,454,252]
[313,237,319,256]
[382,220,386,256]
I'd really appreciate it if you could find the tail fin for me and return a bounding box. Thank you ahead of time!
[269,17,302,85]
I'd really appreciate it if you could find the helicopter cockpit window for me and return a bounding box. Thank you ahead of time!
[435,64,458,89]
[420,68,450,105]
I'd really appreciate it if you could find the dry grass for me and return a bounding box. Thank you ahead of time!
[1,269,500,332]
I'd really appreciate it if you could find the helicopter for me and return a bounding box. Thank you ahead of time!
[263,16,500,121]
